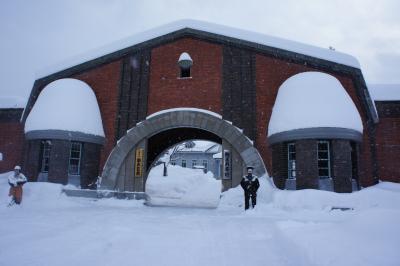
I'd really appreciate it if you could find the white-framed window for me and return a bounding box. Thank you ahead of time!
[181,160,187,168]
[287,143,296,179]
[192,160,197,168]
[68,142,82,175]
[318,141,331,178]
[40,140,51,173]
[202,160,208,171]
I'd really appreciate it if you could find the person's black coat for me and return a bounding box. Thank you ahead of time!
[240,175,260,195]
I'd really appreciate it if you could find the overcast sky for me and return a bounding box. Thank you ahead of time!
[1,0,399,102]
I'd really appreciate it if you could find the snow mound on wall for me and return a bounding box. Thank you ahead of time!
[25,78,105,137]
[146,164,222,208]
[268,72,363,136]
[368,84,400,101]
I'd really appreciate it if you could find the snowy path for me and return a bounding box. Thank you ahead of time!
[1,176,400,266]
[0,200,313,266]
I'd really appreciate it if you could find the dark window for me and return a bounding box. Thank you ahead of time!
[318,141,331,178]
[68,142,82,175]
[170,160,176,166]
[202,160,208,171]
[287,143,296,179]
[192,160,197,168]
[180,67,191,78]
[182,160,186,168]
[351,142,358,181]
[40,140,51,173]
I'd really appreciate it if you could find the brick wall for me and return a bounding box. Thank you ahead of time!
[0,109,24,173]
[148,38,222,115]
[73,60,121,172]
[375,101,400,183]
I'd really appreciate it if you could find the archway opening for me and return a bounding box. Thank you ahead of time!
[146,127,221,169]
[100,109,269,195]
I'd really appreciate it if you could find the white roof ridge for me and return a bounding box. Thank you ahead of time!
[35,19,360,78]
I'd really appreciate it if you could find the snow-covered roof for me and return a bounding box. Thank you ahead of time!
[212,152,222,159]
[178,52,192,62]
[178,141,220,153]
[25,78,105,137]
[37,20,360,78]
[368,84,400,101]
[0,96,26,109]
[268,72,363,137]
[146,107,222,119]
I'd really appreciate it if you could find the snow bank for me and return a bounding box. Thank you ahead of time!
[0,96,26,109]
[146,107,222,119]
[37,19,360,79]
[25,78,105,137]
[146,164,221,208]
[368,83,400,101]
[1,171,400,266]
[268,72,363,136]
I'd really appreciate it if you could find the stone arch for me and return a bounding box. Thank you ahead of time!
[100,109,267,191]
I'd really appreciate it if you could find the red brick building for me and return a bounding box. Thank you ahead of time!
[0,20,398,192]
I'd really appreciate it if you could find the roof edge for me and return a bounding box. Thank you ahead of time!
[25,130,105,145]
[268,127,363,145]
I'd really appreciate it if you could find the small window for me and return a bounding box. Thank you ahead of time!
[180,67,191,78]
[68,142,82,175]
[202,160,208,171]
[318,141,331,178]
[170,160,176,166]
[287,143,296,179]
[192,160,197,168]
[40,140,51,173]
[178,52,193,78]
[181,160,187,168]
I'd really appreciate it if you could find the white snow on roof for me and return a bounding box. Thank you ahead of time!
[268,72,363,136]
[178,141,220,153]
[213,152,222,159]
[0,96,26,109]
[25,78,105,137]
[178,52,192,62]
[146,107,222,119]
[36,19,360,78]
[368,84,400,101]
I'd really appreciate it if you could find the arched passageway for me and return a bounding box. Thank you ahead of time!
[100,109,267,192]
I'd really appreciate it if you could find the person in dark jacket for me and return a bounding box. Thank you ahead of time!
[240,166,260,210]
[8,165,27,206]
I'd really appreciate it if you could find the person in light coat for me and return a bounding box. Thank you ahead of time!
[8,165,27,205]
[240,166,260,210]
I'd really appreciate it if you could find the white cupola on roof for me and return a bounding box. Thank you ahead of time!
[25,78,105,143]
[268,72,363,143]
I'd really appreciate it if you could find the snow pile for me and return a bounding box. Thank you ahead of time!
[368,83,400,101]
[25,78,105,137]
[1,171,400,266]
[0,96,26,109]
[146,107,222,119]
[268,72,363,136]
[178,52,192,62]
[146,164,221,208]
[37,19,360,78]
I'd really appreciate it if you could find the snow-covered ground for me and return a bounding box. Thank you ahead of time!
[1,171,399,266]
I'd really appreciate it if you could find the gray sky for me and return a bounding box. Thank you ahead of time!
[1,0,399,102]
